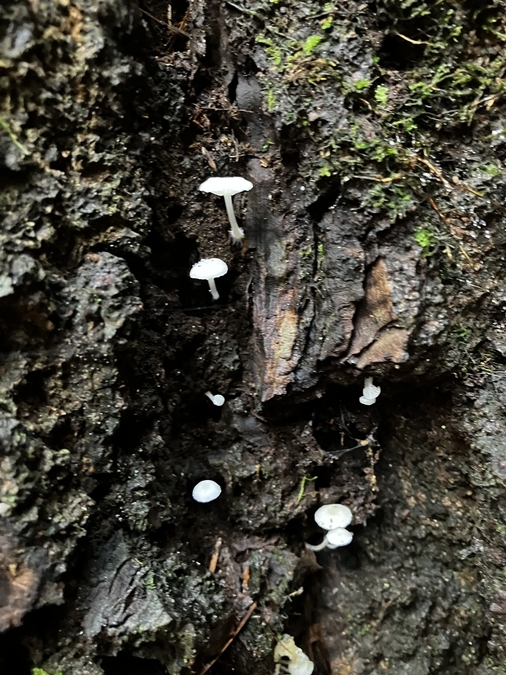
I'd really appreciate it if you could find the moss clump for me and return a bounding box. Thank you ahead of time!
[232,0,506,307]
[414,227,435,255]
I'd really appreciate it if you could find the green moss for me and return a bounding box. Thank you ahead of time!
[256,35,283,67]
[480,163,501,177]
[266,88,277,111]
[144,572,156,589]
[354,78,371,91]
[456,325,472,341]
[361,183,414,220]
[356,623,371,636]
[298,245,313,259]
[374,84,389,104]
[32,669,63,675]
[303,35,324,55]
[250,0,504,237]
[414,228,435,255]
[316,243,325,273]
[392,117,418,132]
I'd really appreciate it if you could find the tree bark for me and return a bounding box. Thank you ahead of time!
[2,0,506,674]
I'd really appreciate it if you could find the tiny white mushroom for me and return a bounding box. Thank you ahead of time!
[205,391,225,406]
[189,258,228,301]
[325,527,354,549]
[192,480,222,503]
[314,503,352,530]
[305,527,354,552]
[306,504,354,552]
[363,377,381,398]
[0,502,10,516]
[199,176,253,242]
[359,376,381,406]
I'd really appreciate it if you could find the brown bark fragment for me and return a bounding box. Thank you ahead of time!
[354,327,410,368]
[0,531,53,631]
[346,257,396,360]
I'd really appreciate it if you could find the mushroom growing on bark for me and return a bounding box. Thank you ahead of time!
[199,176,253,242]
[305,527,354,552]
[305,503,354,552]
[189,258,228,301]
[314,503,352,530]
[192,480,222,503]
[205,391,225,406]
[359,377,381,406]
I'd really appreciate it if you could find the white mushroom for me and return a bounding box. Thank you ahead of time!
[205,391,225,406]
[359,376,381,406]
[189,258,228,301]
[305,503,354,552]
[199,176,253,242]
[192,480,222,503]
[325,527,354,549]
[314,503,352,530]
[305,527,354,552]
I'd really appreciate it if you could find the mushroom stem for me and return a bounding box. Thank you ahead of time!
[207,278,219,300]
[224,194,245,242]
[304,538,327,552]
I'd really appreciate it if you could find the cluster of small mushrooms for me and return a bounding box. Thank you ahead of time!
[186,176,385,671]
[189,176,381,541]
[190,177,253,506]
[188,177,253,300]
[305,503,353,552]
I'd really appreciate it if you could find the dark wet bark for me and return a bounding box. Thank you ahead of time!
[2,1,506,674]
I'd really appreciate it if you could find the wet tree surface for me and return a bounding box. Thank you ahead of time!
[2,0,506,673]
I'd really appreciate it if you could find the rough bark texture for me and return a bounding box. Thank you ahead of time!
[2,0,506,674]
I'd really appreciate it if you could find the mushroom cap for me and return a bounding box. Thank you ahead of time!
[199,176,253,197]
[359,395,377,406]
[364,384,381,398]
[212,394,225,406]
[363,377,381,399]
[325,527,353,549]
[314,503,352,530]
[190,258,228,280]
[192,480,222,503]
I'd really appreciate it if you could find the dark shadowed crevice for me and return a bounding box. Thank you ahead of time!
[377,32,426,70]
[0,628,31,675]
[307,181,341,222]
[102,653,167,675]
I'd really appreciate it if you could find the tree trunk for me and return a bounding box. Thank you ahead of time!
[2,0,506,674]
